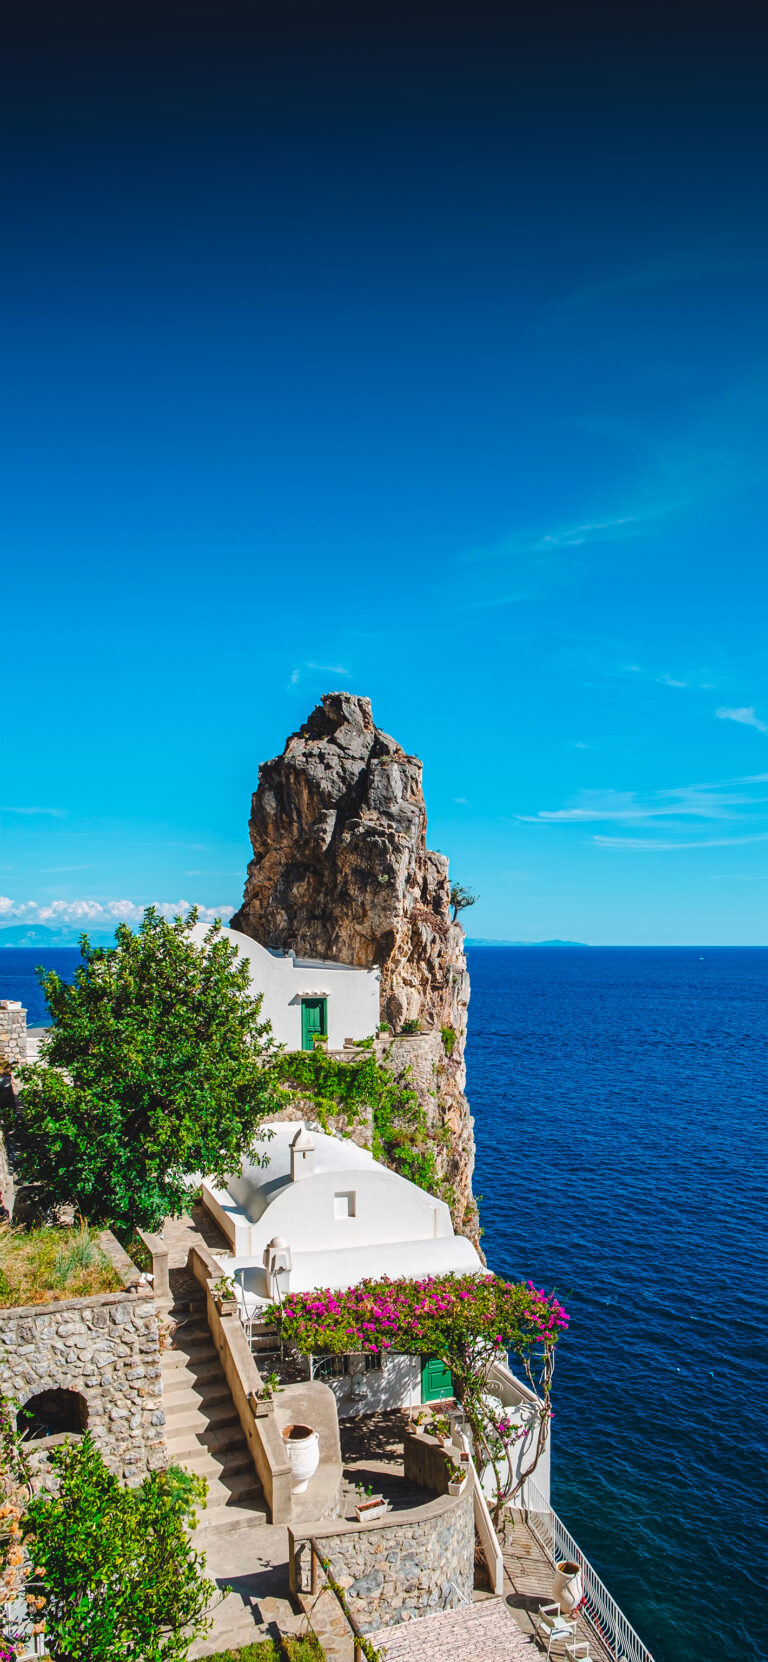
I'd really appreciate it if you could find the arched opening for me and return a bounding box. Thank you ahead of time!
[18,1388,89,1442]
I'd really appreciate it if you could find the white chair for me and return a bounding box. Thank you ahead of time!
[565,1643,591,1660]
[533,1602,578,1657]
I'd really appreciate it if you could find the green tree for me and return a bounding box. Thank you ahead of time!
[3,907,278,1233]
[23,1435,216,1662]
[449,882,478,921]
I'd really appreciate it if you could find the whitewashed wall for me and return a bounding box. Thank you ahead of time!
[191,922,380,1049]
[315,1352,423,1419]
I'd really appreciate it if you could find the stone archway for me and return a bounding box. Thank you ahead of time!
[18,1387,89,1442]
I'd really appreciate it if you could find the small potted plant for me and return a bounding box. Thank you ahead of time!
[213,1273,239,1316]
[354,1482,389,1523]
[250,1371,282,1418]
[445,1459,468,1497]
[430,1414,452,1446]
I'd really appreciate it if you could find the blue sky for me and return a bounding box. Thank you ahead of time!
[2,2,768,944]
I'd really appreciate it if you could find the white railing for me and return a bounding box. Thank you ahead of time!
[523,1478,655,1662]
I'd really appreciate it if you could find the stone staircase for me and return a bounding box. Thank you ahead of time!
[161,1293,279,1657]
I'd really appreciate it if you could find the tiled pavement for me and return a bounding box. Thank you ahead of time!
[378,1599,533,1659]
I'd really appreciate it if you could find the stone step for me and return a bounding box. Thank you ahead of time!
[167,1325,212,1350]
[163,1402,240,1436]
[193,1497,268,1536]
[165,1421,245,1459]
[164,1336,219,1364]
[178,1446,256,1483]
[161,1376,233,1411]
[160,1355,223,1387]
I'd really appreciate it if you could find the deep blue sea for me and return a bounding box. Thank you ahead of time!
[2,944,767,1661]
[467,946,768,1662]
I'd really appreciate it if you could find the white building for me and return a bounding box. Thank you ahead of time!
[201,1122,485,1418]
[203,1121,483,1289]
[190,921,380,1051]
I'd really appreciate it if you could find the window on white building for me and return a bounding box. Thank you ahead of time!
[334,1190,356,1218]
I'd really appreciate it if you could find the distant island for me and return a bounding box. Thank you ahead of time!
[465,938,590,948]
[0,924,112,949]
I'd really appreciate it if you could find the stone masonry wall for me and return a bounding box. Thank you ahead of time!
[292,1487,474,1633]
[0,1289,167,1483]
[0,1000,27,1070]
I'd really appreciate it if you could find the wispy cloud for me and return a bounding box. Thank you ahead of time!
[0,897,234,930]
[289,662,351,688]
[716,705,768,734]
[460,504,676,609]
[594,832,768,851]
[519,785,760,825]
[0,806,66,817]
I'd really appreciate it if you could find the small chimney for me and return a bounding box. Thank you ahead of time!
[290,1124,315,1180]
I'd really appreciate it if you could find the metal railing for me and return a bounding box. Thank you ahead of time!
[523,1478,656,1662]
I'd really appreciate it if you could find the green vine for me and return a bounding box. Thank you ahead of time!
[312,1546,383,1662]
[268,1049,440,1194]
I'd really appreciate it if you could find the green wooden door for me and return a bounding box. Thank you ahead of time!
[421,1355,453,1402]
[301,998,327,1051]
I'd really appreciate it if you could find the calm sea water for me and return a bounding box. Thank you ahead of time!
[467,946,768,1662]
[2,944,767,1659]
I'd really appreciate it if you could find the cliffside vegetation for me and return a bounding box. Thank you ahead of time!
[269,1043,448,1197]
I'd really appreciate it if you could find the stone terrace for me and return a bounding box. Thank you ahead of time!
[378,1599,534,1659]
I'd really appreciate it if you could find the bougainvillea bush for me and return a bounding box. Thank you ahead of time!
[268,1272,568,1514]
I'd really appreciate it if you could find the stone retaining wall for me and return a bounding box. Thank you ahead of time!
[0,1288,167,1483]
[290,1486,474,1633]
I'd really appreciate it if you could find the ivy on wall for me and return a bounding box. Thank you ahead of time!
[268,1044,442,1195]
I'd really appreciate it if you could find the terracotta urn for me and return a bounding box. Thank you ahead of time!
[553,1558,583,1615]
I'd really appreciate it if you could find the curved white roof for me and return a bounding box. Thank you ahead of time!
[226,1122,378,1224]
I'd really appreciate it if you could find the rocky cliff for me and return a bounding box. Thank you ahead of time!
[231,693,478,1239]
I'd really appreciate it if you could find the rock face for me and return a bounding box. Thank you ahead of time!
[231,693,478,1239]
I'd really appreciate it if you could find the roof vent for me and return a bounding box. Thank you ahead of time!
[290,1124,315,1180]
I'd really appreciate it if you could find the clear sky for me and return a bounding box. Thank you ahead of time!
[2,1,768,945]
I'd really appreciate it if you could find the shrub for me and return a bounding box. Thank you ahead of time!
[440,1026,457,1056]
[399,1018,420,1035]
[23,1434,216,1661]
[4,907,279,1233]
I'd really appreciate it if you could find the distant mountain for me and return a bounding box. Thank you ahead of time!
[465,938,590,948]
[0,924,111,949]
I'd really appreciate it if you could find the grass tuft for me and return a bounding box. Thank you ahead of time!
[0,1220,123,1306]
[204,1634,324,1661]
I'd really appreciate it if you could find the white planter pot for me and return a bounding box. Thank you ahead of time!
[447,1479,467,1497]
[281,1423,320,1494]
[553,1559,583,1615]
[354,1497,389,1522]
